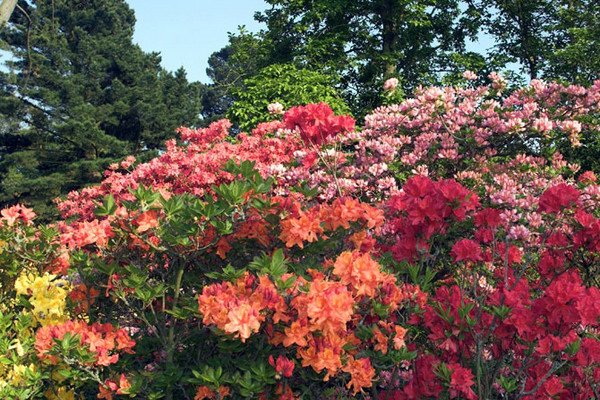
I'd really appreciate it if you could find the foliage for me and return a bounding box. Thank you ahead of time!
[1,78,600,399]
[202,28,270,123]
[227,64,349,131]
[253,0,476,114]
[0,0,203,220]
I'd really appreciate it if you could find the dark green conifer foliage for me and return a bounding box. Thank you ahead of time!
[0,0,202,219]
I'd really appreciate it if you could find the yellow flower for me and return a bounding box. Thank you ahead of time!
[15,271,70,326]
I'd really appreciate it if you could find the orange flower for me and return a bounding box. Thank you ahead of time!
[199,275,287,342]
[217,386,231,398]
[360,203,385,230]
[117,374,131,395]
[69,283,100,314]
[194,385,230,400]
[215,237,232,259]
[320,199,359,230]
[372,327,389,354]
[393,325,408,350]
[234,217,271,247]
[305,279,354,334]
[194,386,214,400]
[298,334,344,379]
[279,211,323,248]
[224,302,262,342]
[283,320,310,347]
[135,210,160,233]
[348,230,373,251]
[252,275,288,323]
[98,380,118,400]
[343,357,375,394]
[333,251,384,296]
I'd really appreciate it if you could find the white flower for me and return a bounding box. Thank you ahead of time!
[267,102,284,115]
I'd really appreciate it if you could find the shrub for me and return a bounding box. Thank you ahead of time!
[2,76,600,399]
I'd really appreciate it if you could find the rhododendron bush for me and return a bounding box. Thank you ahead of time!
[1,75,600,399]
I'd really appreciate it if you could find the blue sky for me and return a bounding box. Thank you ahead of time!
[126,0,267,83]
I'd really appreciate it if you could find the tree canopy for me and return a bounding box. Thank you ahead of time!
[0,0,202,219]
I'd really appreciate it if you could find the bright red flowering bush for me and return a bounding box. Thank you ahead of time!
[2,77,600,399]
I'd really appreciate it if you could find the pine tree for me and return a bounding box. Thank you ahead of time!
[0,0,202,219]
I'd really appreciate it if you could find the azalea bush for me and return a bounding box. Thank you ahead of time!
[1,74,600,399]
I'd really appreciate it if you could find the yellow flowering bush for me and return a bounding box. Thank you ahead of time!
[0,207,76,399]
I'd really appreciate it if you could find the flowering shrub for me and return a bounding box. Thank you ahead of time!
[2,76,600,399]
[0,207,135,399]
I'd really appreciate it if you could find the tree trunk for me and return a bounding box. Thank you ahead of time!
[380,0,399,78]
[0,0,18,25]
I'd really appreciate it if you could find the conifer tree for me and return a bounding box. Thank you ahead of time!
[0,0,202,219]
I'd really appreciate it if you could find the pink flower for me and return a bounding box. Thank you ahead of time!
[0,204,36,226]
[383,78,399,91]
[462,70,477,81]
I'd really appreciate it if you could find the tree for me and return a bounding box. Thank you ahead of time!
[253,0,477,113]
[0,0,202,219]
[0,0,17,25]
[545,0,600,85]
[202,29,268,123]
[472,0,557,80]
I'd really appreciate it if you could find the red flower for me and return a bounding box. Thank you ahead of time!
[448,363,477,400]
[451,239,482,263]
[474,208,501,228]
[269,355,295,378]
[283,103,354,145]
[538,183,580,213]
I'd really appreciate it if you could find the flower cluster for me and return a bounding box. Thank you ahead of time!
[14,271,69,326]
[279,197,384,250]
[384,176,479,262]
[35,320,135,367]
[3,77,600,399]
[199,248,418,395]
[283,102,355,145]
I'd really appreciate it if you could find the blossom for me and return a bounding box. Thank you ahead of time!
[0,204,36,226]
[283,102,355,145]
[268,102,285,115]
[393,325,408,350]
[279,211,324,248]
[224,302,262,342]
[342,357,375,394]
[194,386,230,400]
[332,251,385,296]
[35,320,135,366]
[383,78,399,91]
[448,363,477,400]
[15,271,69,326]
[462,70,477,81]
[538,183,580,213]
[269,355,295,378]
[304,278,354,334]
[135,209,160,233]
